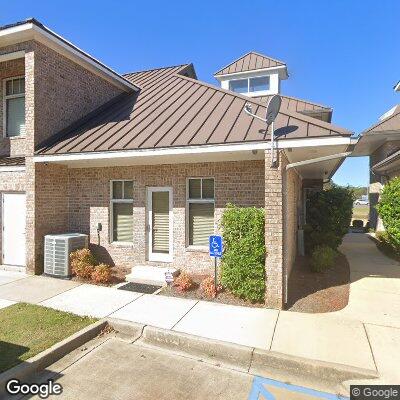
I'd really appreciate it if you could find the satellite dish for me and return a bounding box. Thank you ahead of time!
[265,95,282,125]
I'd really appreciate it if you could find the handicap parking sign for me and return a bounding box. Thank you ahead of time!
[209,235,222,258]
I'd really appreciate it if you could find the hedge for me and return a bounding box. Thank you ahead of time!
[304,185,353,253]
[310,245,337,272]
[220,204,265,303]
[376,177,400,249]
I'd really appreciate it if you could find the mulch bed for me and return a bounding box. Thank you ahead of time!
[70,266,130,287]
[286,252,350,313]
[159,274,264,308]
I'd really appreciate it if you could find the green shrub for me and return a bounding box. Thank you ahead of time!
[375,231,400,256]
[305,185,353,253]
[376,177,400,249]
[220,204,265,303]
[310,245,337,272]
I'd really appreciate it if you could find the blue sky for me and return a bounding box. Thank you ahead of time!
[1,0,399,187]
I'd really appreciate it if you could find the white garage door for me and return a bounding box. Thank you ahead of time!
[2,193,26,267]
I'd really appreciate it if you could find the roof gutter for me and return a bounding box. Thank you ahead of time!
[34,137,353,163]
[285,152,353,171]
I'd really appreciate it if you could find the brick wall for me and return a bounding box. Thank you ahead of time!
[65,160,265,272]
[264,150,302,309]
[369,141,400,230]
[33,43,123,148]
[0,39,127,273]
[283,163,302,278]
[264,150,284,308]
[30,163,69,273]
[0,57,27,156]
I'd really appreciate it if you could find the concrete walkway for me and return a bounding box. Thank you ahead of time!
[0,233,399,381]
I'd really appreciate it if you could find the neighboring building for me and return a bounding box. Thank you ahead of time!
[354,86,400,230]
[0,19,352,308]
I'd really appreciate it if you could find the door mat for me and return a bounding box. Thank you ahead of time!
[118,282,162,294]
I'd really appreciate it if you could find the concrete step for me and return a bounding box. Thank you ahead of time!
[126,265,179,286]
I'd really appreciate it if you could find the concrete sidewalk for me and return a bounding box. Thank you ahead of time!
[0,233,399,381]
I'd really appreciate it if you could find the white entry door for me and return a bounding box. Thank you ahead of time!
[2,193,26,266]
[147,187,173,262]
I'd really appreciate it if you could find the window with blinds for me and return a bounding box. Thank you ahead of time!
[4,77,25,137]
[187,178,215,247]
[111,180,133,243]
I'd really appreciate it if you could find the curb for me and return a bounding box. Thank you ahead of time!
[107,317,144,342]
[0,320,107,395]
[0,318,380,398]
[114,322,378,395]
[137,325,253,372]
[250,348,378,395]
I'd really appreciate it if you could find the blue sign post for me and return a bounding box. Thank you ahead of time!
[209,235,223,297]
[209,235,222,258]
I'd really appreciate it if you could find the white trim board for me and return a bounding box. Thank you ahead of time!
[0,51,25,63]
[0,166,25,172]
[147,186,173,263]
[33,137,352,165]
[215,65,288,79]
[0,22,137,92]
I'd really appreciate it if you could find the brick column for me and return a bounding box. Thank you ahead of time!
[264,149,285,309]
[25,157,36,273]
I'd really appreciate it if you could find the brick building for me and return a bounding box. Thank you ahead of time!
[0,19,352,308]
[353,80,400,231]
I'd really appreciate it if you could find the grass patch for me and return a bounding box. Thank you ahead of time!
[0,303,97,373]
[352,205,369,221]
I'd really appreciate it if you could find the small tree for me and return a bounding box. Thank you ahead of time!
[220,204,265,303]
[305,185,353,253]
[376,177,400,248]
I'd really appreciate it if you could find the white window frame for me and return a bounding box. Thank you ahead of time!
[186,177,215,250]
[147,186,174,262]
[3,75,25,138]
[110,180,134,245]
[228,75,270,95]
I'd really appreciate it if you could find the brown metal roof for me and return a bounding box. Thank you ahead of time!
[36,64,351,156]
[255,94,331,113]
[363,105,400,134]
[255,94,332,122]
[214,52,286,76]
[0,156,25,166]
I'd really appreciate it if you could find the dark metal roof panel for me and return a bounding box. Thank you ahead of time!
[363,107,400,134]
[36,65,352,156]
[214,52,286,76]
[0,156,25,166]
[255,94,332,113]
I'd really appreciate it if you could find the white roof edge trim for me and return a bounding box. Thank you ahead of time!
[0,22,137,92]
[0,166,26,172]
[215,65,287,79]
[34,137,352,163]
[0,22,34,37]
[0,50,25,62]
